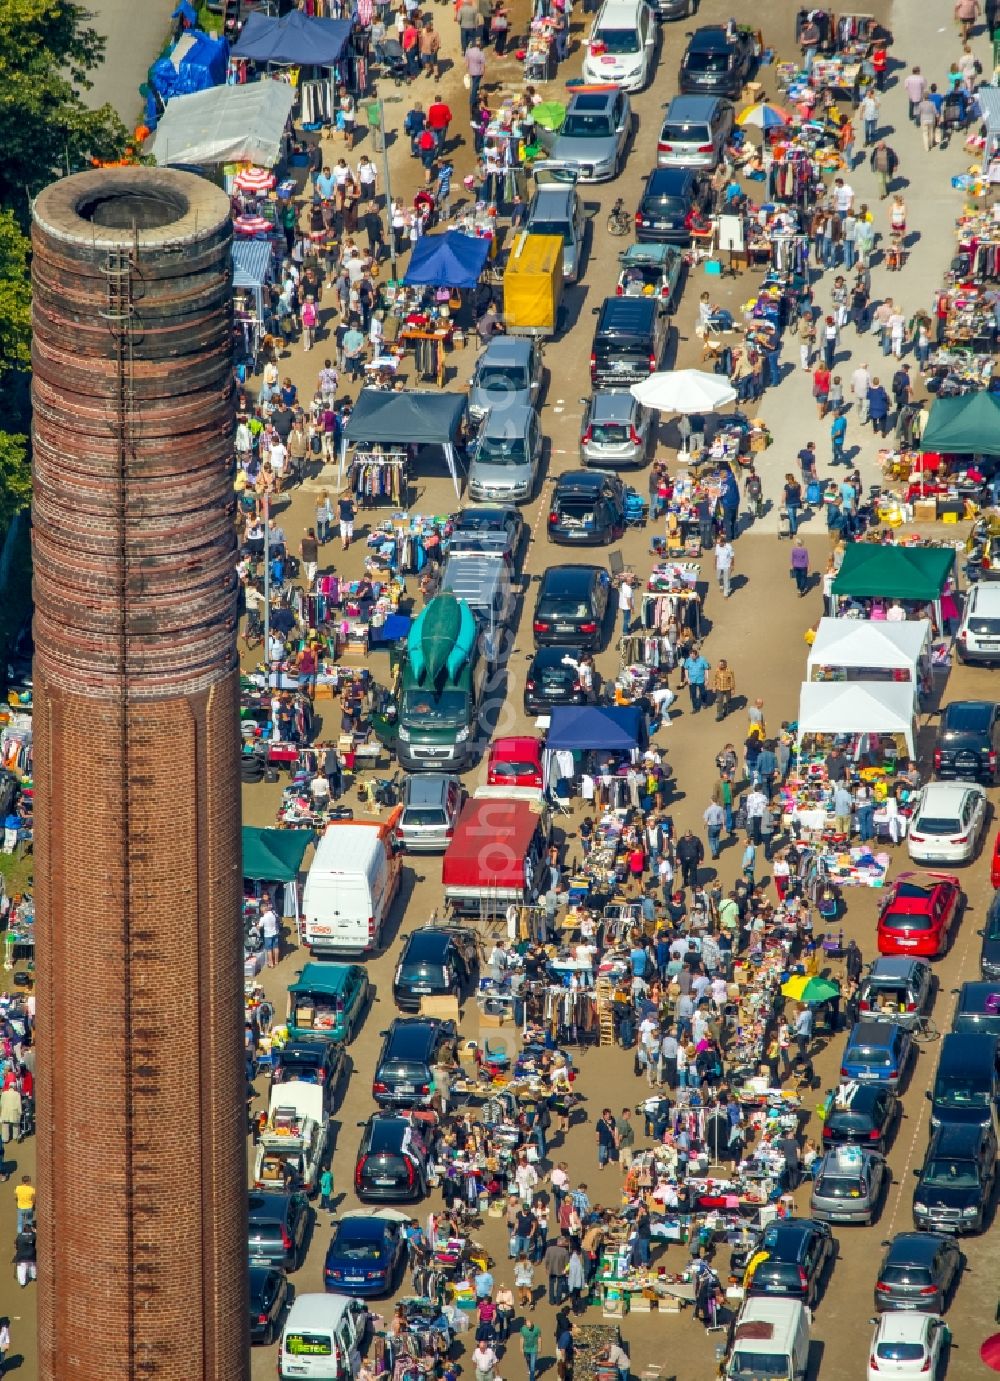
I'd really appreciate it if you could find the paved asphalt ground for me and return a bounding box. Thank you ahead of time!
[6,0,1000,1377]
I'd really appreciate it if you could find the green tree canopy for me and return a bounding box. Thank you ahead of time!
[0,211,32,526]
[0,0,129,225]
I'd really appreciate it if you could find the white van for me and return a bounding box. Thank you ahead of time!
[957,581,1000,664]
[279,1293,369,1381]
[301,820,402,956]
[725,1297,810,1381]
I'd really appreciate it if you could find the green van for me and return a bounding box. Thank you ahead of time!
[286,963,370,1045]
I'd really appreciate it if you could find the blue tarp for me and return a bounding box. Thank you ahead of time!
[231,10,353,66]
[403,232,491,289]
[232,239,274,290]
[545,705,644,752]
[151,29,229,102]
[171,0,198,22]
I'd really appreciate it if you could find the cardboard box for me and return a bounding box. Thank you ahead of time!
[912,499,937,523]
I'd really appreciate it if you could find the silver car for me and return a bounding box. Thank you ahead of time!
[856,956,934,1031]
[579,391,653,467]
[657,94,734,169]
[398,774,463,852]
[467,401,543,503]
[468,337,544,419]
[810,1145,888,1226]
[541,88,632,183]
[524,177,587,284]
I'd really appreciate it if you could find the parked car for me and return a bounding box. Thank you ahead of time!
[615,241,684,311]
[635,166,712,244]
[581,0,657,91]
[840,1020,913,1092]
[270,1038,348,1113]
[856,956,934,1028]
[539,87,632,182]
[532,564,611,650]
[354,1113,431,1202]
[524,169,588,284]
[652,0,696,18]
[876,872,962,958]
[580,391,655,467]
[450,506,525,564]
[524,643,589,713]
[950,980,1000,1036]
[979,892,1000,979]
[392,924,479,1011]
[912,1120,997,1235]
[821,1082,902,1156]
[810,1145,888,1226]
[678,24,756,98]
[323,1214,407,1296]
[745,1218,835,1307]
[467,401,543,503]
[249,1263,291,1345]
[398,774,463,854]
[548,470,626,545]
[956,580,1000,664]
[248,1190,310,1271]
[372,1017,459,1107]
[873,1233,962,1314]
[933,700,1000,782]
[906,781,987,865]
[468,336,544,418]
[657,94,734,168]
[487,735,544,789]
[866,1313,949,1381]
[590,295,670,385]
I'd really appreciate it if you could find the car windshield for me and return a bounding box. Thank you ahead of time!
[886,913,933,931]
[817,1174,865,1198]
[331,1229,383,1259]
[526,218,573,244]
[402,689,467,726]
[922,1158,980,1188]
[645,194,688,213]
[827,1110,874,1131]
[563,113,612,137]
[728,1354,790,1379]
[589,420,631,442]
[595,26,639,51]
[895,881,933,902]
[881,1265,931,1286]
[475,366,529,392]
[985,909,1000,939]
[479,436,527,465]
[661,121,712,143]
[935,1075,989,1105]
[944,704,991,731]
[687,50,730,72]
[969,616,1000,635]
[457,511,504,532]
[403,807,447,826]
[286,1333,333,1358]
[847,1045,894,1066]
[914,813,961,835]
[492,760,537,778]
[368,1121,412,1153]
[876,1342,925,1362]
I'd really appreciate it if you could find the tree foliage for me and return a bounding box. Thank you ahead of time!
[0,211,31,526]
[0,0,130,225]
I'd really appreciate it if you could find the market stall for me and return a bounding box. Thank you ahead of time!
[340,389,469,503]
[147,77,295,166]
[919,389,1000,454]
[796,680,917,759]
[397,233,492,380]
[806,617,932,700]
[242,826,313,920]
[543,705,647,806]
[831,544,956,629]
[150,26,229,108]
[230,11,354,123]
[232,239,275,371]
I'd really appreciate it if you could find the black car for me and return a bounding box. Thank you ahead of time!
[524,644,589,714]
[590,295,669,386]
[746,1218,835,1306]
[913,1120,997,1234]
[372,1017,459,1107]
[821,1083,902,1155]
[355,1112,431,1202]
[635,167,712,245]
[678,25,756,98]
[450,506,525,564]
[532,565,611,651]
[951,979,1000,1034]
[548,470,626,546]
[933,700,1000,782]
[392,925,480,1012]
[249,1263,291,1345]
[271,1038,349,1114]
[979,895,1000,980]
[874,1232,962,1313]
[248,1190,310,1271]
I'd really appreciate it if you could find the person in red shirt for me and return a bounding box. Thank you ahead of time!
[427,95,453,150]
[402,19,420,77]
[812,362,831,419]
[871,41,889,91]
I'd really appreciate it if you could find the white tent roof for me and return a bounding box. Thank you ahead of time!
[797,680,916,758]
[148,79,295,168]
[806,618,931,677]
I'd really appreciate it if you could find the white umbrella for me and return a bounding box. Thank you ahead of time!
[364,1207,413,1223]
[630,369,737,413]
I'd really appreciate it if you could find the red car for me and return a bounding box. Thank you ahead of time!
[876,871,962,958]
[991,830,1000,890]
[486,736,544,790]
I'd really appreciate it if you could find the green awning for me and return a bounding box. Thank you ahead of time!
[832,545,955,602]
[242,827,312,882]
[919,391,1000,456]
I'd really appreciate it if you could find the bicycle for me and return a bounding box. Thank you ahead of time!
[912,1014,940,1042]
[243,609,264,650]
[607,197,631,236]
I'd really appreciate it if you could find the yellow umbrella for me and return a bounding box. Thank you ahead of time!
[781,975,840,1004]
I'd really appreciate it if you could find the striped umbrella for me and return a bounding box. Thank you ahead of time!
[736,102,791,131]
[235,166,276,193]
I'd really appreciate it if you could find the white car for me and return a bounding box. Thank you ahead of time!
[867,1312,947,1381]
[907,781,987,865]
[581,0,657,92]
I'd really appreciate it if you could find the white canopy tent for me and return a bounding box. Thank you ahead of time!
[797,681,917,759]
[806,618,931,693]
[148,79,295,167]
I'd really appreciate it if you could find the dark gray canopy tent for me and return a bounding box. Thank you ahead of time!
[341,389,468,497]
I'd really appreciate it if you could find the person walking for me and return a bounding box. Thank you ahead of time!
[709,658,736,719]
[14,1177,35,1234]
[703,800,725,860]
[790,538,810,596]
[338,492,357,548]
[457,0,481,50]
[676,830,705,890]
[831,410,847,466]
[904,66,926,123]
[683,646,710,713]
[867,377,891,436]
[783,474,803,536]
[521,1317,542,1381]
[595,1108,618,1169]
[851,362,871,421]
[465,41,487,111]
[617,573,635,635]
[869,140,898,199]
[859,87,879,145]
[822,314,838,369]
[798,310,816,370]
[955,0,981,40]
[714,535,735,599]
[544,1237,570,1306]
[918,91,939,150]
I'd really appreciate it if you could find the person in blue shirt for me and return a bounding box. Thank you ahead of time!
[830,411,847,465]
[683,649,711,713]
[629,943,647,979]
[474,1267,494,1300]
[313,167,336,201]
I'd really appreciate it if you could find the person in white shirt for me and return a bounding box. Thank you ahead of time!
[617,576,635,635]
[832,177,854,214]
[885,600,906,622]
[260,904,280,968]
[714,537,735,598]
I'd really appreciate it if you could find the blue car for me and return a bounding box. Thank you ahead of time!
[323,1215,406,1297]
[840,1019,913,1092]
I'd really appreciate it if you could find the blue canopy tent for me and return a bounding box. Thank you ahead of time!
[403,232,492,290]
[232,240,275,370]
[151,29,229,103]
[231,10,353,65]
[545,705,645,751]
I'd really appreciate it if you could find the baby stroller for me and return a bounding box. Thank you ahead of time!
[380,38,408,85]
[623,487,648,527]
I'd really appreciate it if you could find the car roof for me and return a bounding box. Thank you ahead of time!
[404,775,454,807]
[248,1191,294,1221]
[333,1215,391,1237]
[956,979,1000,1008]
[930,1120,987,1154]
[919,781,982,807]
[530,185,575,215]
[847,1020,900,1048]
[567,89,617,113]
[828,1082,886,1113]
[596,0,648,21]
[477,336,534,366]
[402,929,452,961]
[688,25,734,49]
[541,564,603,591]
[970,582,1000,611]
[761,1219,818,1253]
[532,643,584,664]
[885,1233,945,1264]
[385,1017,442,1046]
[666,94,726,119]
[555,469,616,493]
[867,955,927,980]
[590,391,639,421]
[480,401,535,436]
[817,1145,877,1171]
[645,166,698,193]
[249,1262,283,1284]
[597,295,658,326]
[877,1313,933,1343]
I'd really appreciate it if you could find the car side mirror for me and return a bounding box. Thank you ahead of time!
[913,1168,921,1177]
[925,1090,931,1100]
[592,307,600,315]
[379,1029,388,1037]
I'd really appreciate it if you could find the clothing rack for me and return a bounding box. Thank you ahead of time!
[972,241,1000,280]
[639,590,702,637]
[771,233,810,276]
[351,451,408,506]
[618,632,676,670]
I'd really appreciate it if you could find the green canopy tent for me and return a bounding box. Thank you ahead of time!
[832,545,955,629]
[242,827,313,919]
[919,391,1000,456]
